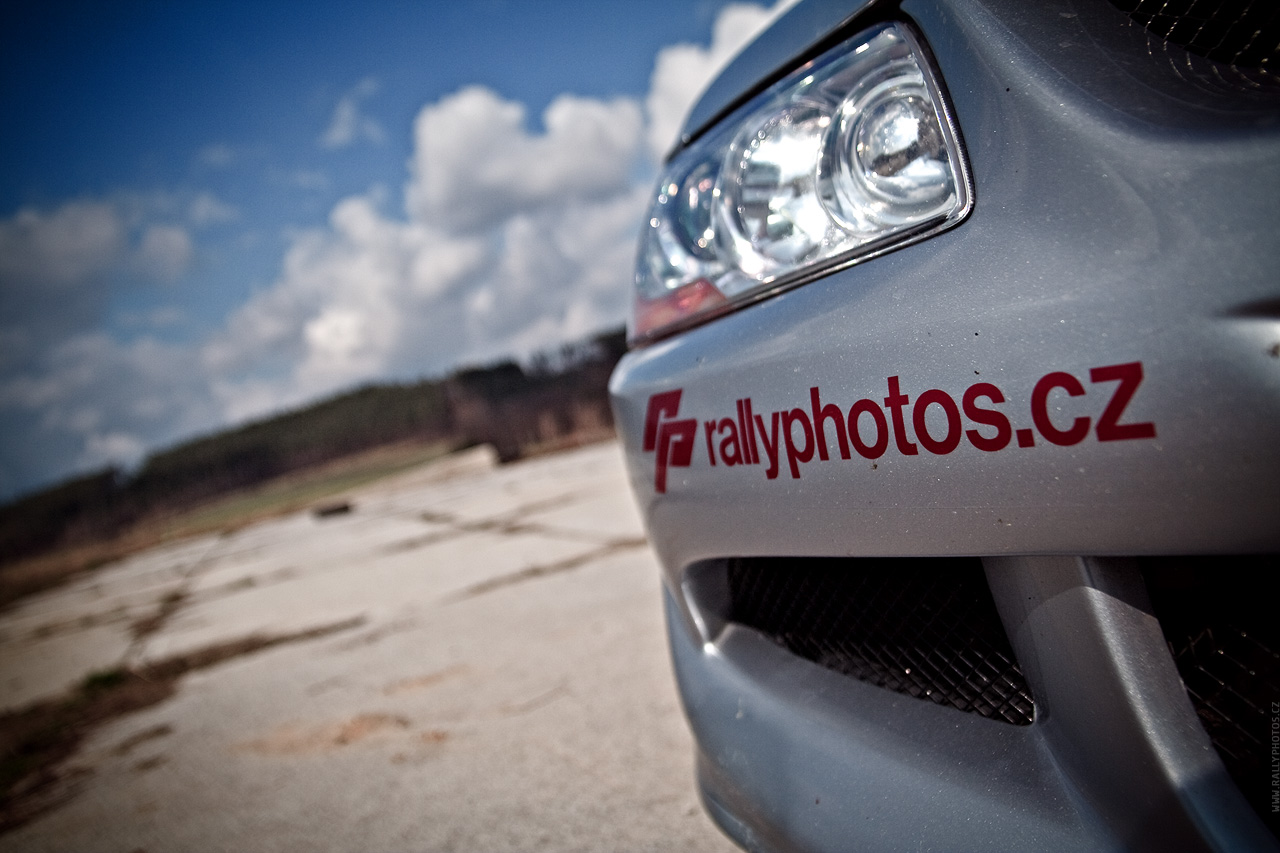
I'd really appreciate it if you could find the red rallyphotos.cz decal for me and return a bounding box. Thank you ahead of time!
[641,361,1157,493]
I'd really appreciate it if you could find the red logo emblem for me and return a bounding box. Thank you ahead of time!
[643,390,696,493]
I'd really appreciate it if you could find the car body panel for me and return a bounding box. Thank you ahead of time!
[664,587,1111,852]
[609,0,1280,849]
[612,0,1280,579]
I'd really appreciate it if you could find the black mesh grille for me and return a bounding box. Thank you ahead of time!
[726,557,1034,725]
[1143,557,1280,840]
[1109,0,1280,92]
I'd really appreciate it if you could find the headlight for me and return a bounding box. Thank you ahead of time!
[632,22,971,342]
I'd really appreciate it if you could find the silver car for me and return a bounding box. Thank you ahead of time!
[609,0,1280,850]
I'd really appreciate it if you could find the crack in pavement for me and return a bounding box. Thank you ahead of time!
[375,484,638,557]
[330,615,422,651]
[0,615,366,836]
[8,535,251,665]
[498,682,570,717]
[445,537,648,602]
[110,724,173,757]
[379,527,469,555]
[183,566,300,608]
[13,605,133,644]
[423,491,581,524]
[127,590,187,644]
[119,533,238,666]
[382,493,626,556]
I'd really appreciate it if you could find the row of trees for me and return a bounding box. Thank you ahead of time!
[0,328,628,566]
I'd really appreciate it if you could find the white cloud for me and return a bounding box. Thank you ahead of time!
[406,86,643,231]
[135,225,194,282]
[288,169,330,191]
[463,188,646,360]
[196,5,775,423]
[0,198,204,297]
[198,143,236,167]
[0,201,131,367]
[0,200,126,288]
[188,192,238,226]
[0,1,790,500]
[204,193,489,410]
[320,77,385,149]
[0,197,208,495]
[0,332,217,494]
[202,175,645,421]
[84,431,147,471]
[117,306,185,330]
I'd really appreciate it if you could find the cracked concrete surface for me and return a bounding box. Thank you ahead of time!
[0,441,737,852]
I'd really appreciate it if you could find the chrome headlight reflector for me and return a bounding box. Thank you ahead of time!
[632,22,971,342]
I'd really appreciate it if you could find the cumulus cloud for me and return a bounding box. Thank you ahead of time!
[0,199,203,296]
[135,225,194,282]
[0,201,126,288]
[197,143,236,167]
[406,87,643,231]
[205,78,656,420]
[0,332,217,494]
[204,193,490,413]
[320,77,385,149]
[288,169,330,191]
[188,192,238,226]
[177,2,777,426]
[0,201,131,372]
[118,306,185,330]
[83,431,148,471]
[0,197,208,494]
[0,2,780,499]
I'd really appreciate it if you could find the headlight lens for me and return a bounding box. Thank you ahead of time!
[632,22,971,342]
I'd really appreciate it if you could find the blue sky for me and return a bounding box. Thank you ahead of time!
[0,0,781,501]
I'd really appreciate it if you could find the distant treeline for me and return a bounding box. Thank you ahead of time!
[0,328,628,567]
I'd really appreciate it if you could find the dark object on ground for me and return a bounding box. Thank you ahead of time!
[313,501,353,519]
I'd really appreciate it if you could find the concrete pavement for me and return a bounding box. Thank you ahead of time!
[0,441,738,852]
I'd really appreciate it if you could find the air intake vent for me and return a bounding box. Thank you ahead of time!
[726,557,1034,726]
[1143,557,1280,840]
[1109,0,1280,92]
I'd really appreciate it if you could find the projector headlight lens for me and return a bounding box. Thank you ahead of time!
[642,157,723,294]
[632,22,971,342]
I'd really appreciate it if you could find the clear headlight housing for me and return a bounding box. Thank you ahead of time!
[631,22,971,342]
